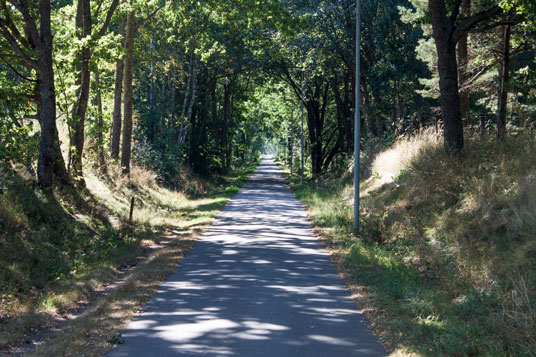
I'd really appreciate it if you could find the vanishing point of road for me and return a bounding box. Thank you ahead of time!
[108,156,386,356]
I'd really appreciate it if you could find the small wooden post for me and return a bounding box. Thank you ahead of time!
[129,197,135,223]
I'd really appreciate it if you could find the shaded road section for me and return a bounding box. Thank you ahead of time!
[108,157,386,356]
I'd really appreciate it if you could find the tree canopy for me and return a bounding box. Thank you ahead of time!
[0,0,534,186]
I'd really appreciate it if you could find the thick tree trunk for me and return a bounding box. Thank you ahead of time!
[308,109,323,176]
[429,0,464,153]
[458,0,471,126]
[305,83,329,177]
[121,12,135,175]
[37,0,69,188]
[70,0,92,182]
[110,17,126,161]
[190,73,208,174]
[497,24,511,140]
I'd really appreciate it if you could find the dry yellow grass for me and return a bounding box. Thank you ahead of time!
[0,158,257,355]
[288,128,536,355]
[362,128,442,195]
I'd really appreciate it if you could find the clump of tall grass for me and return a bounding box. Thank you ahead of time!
[290,127,536,355]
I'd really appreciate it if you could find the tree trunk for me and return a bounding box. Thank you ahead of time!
[158,74,167,138]
[94,67,106,171]
[121,12,135,175]
[221,82,231,171]
[170,70,179,143]
[70,0,92,182]
[37,0,69,188]
[374,97,386,137]
[149,41,156,142]
[429,0,464,153]
[362,82,378,138]
[178,51,194,144]
[180,56,197,144]
[226,91,235,170]
[305,83,329,177]
[331,75,350,151]
[288,135,293,173]
[458,0,471,126]
[190,73,208,174]
[308,106,323,176]
[110,17,126,161]
[497,24,511,141]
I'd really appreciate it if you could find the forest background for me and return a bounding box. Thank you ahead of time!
[1,0,536,355]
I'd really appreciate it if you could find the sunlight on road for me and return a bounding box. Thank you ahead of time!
[108,158,386,356]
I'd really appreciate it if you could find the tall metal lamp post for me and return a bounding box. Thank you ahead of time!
[354,0,361,235]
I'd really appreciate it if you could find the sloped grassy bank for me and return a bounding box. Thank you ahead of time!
[285,129,536,356]
[0,160,258,353]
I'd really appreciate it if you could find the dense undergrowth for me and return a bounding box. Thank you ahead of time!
[286,128,536,356]
[0,160,258,351]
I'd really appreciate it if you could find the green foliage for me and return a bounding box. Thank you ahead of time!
[0,72,39,167]
[0,119,39,167]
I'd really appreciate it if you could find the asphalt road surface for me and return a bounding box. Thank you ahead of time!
[108,156,386,356]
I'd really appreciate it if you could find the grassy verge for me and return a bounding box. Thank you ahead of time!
[282,130,536,356]
[0,160,258,354]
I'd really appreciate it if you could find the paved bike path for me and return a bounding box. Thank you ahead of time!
[108,157,386,356]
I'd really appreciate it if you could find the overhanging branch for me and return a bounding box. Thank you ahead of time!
[451,5,502,45]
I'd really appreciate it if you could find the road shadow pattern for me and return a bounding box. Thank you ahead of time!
[108,158,386,356]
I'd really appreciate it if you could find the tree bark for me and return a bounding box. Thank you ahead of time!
[331,75,352,151]
[221,82,231,171]
[362,81,378,138]
[429,0,464,153]
[180,56,197,144]
[429,0,501,153]
[158,74,167,136]
[458,0,471,126]
[374,96,386,138]
[497,24,511,140]
[149,41,156,142]
[37,0,69,188]
[170,70,178,143]
[305,82,329,177]
[189,72,208,174]
[94,67,106,171]
[283,71,335,177]
[110,17,126,161]
[70,0,92,183]
[178,51,194,144]
[121,12,135,175]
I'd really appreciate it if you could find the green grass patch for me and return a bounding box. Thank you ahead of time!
[0,159,258,353]
[284,132,536,356]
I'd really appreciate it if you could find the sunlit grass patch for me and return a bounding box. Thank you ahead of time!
[286,129,536,356]
[0,159,258,353]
